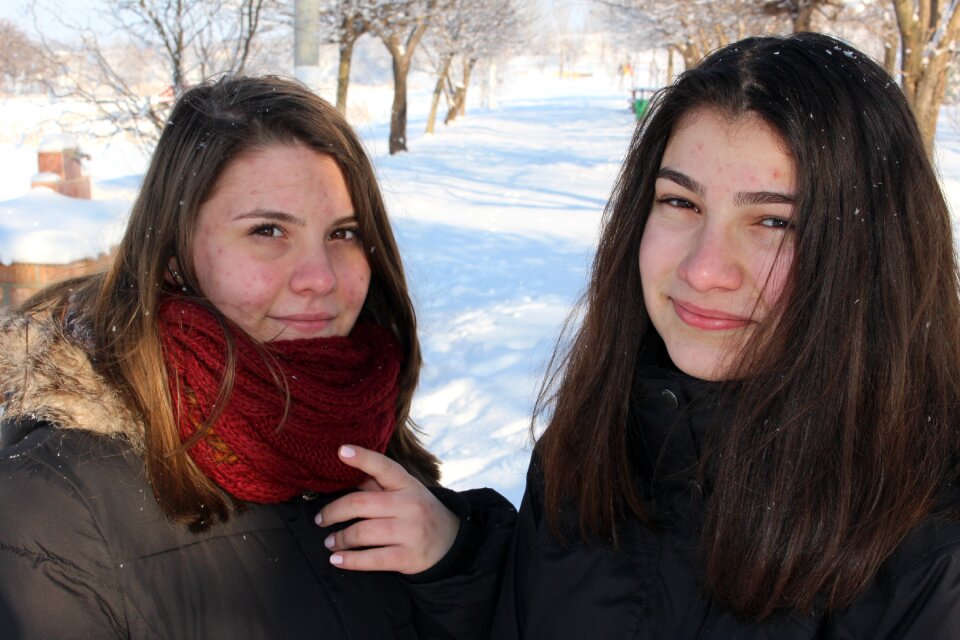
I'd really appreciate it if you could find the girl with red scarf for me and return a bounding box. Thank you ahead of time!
[0,75,515,638]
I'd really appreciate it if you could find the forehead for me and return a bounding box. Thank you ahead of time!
[202,142,348,199]
[660,108,796,188]
[665,108,790,158]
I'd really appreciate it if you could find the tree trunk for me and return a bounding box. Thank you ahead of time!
[913,53,952,154]
[390,54,410,154]
[172,31,185,97]
[336,39,355,115]
[892,0,960,155]
[678,41,701,71]
[445,84,465,124]
[235,0,265,74]
[376,7,432,155]
[426,54,453,134]
[883,32,898,79]
[443,73,455,105]
[793,2,814,32]
[667,47,675,85]
[336,16,363,116]
[458,57,476,118]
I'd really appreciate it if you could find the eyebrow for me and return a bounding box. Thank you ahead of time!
[657,168,703,195]
[231,211,360,227]
[233,209,306,226]
[656,167,796,206]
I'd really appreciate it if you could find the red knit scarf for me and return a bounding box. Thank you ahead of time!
[158,299,402,503]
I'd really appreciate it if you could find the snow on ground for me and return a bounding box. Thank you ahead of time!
[936,108,960,240]
[371,73,631,502]
[0,64,958,506]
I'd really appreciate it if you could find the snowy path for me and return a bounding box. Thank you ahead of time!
[372,77,635,504]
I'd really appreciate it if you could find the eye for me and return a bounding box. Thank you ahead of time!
[759,217,795,230]
[250,223,285,238]
[329,226,361,241]
[657,196,700,212]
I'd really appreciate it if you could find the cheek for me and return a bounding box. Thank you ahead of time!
[339,255,372,311]
[195,244,279,311]
[756,246,794,309]
[638,222,676,287]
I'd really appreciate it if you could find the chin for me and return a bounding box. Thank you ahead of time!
[667,348,728,382]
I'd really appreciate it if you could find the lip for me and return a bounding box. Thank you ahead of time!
[270,313,336,334]
[671,299,752,331]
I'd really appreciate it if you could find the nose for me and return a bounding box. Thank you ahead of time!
[676,222,743,292]
[289,246,338,295]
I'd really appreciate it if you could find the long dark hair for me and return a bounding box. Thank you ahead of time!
[536,32,960,618]
[23,75,439,528]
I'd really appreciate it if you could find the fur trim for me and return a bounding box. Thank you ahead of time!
[0,312,145,451]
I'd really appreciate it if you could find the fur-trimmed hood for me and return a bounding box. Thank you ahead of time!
[0,312,144,450]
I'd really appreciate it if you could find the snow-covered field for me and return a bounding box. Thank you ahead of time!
[1,62,958,506]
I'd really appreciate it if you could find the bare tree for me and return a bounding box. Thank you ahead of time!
[310,0,370,114]
[829,0,899,76]
[592,0,785,71]
[0,19,53,94]
[423,0,527,133]
[890,0,960,153]
[363,0,444,154]
[759,0,843,32]
[32,0,281,146]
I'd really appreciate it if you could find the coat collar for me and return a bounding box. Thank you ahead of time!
[630,334,723,493]
[0,312,144,450]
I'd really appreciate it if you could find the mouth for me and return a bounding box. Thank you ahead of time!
[269,313,336,335]
[671,299,752,331]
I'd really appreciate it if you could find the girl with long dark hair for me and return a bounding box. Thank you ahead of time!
[494,32,960,638]
[0,75,514,638]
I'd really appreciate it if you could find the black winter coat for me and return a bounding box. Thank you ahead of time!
[0,315,516,639]
[0,421,515,640]
[492,363,960,639]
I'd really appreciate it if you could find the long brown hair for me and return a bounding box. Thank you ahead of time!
[536,32,960,618]
[23,75,439,528]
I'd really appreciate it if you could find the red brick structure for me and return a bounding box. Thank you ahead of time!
[0,253,112,308]
[1,136,110,308]
[30,134,92,200]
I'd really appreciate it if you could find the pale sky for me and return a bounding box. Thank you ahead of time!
[2,0,104,41]
[5,0,591,43]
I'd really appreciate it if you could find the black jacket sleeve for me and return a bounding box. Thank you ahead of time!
[490,457,543,640]
[401,486,517,640]
[859,528,960,639]
[0,428,127,639]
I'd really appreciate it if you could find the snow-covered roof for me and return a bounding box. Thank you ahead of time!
[31,172,62,183]
[0,188,127,265]
[38,133,81,153]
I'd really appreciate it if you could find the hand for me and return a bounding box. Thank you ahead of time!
[315,444,460,574]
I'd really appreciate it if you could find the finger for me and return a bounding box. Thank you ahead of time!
[357,477,384,492]
[329,545,419,574]
[324,518,401,552]
[316,489,400,526]
[338,445,412,492]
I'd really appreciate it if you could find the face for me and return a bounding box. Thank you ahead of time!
[192,142,371,342]
[639,108,796,381]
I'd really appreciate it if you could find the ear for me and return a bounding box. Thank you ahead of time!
[166,257,186,287]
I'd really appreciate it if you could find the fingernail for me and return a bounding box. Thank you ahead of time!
[324,534,335,549]
[340,445,356,458]
[330,554,343,565]
[314,512,323,526]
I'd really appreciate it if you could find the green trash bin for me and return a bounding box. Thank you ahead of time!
[630,87,656,120]
[633,98,650,119]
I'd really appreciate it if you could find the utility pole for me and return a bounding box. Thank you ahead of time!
[294,0,321,89]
